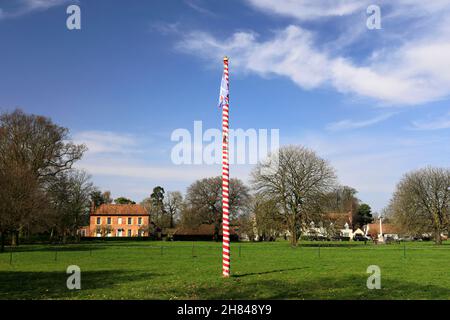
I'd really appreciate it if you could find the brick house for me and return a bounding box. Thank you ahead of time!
[88,204,150,237]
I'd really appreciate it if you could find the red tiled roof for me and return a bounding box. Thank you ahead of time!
[92,204,149,216]
[367,222,400,235]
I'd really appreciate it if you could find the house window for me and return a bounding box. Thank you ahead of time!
[107,217,111,225]
[96,217,101,225]
[127,229,132,237]
[118,217,123,225]
[127,217,132,225]
[138,217,142,225]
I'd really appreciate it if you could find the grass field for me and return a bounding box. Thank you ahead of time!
[1,240,449,300]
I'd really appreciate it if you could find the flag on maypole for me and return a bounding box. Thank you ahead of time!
[220,56,230,277]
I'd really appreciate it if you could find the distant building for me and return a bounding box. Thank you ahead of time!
[86,204,150,237]
[366,220,400,240]
[303,211,355,239]
[167,224,239,241]
[323,211,353,229]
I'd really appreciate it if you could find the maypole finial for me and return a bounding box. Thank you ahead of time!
[223,56,229,61]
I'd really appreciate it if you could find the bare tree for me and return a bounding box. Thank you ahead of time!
[0,109,86,180]
[164,191,183,228]
[252,145,337,246]
[0,109,86,246]
[325,186,359,213]
[46,170,94,243]
[102,191,113,204]
[252,194,285,241]
[184,176,250,241]
[389,167,450,244]
[0,164,47,250]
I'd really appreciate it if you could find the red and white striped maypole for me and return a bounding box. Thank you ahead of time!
[222,56,230,277]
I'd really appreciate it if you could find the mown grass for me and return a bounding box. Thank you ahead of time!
[0,241,449,300]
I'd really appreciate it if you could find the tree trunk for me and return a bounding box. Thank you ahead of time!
[214,223,220,242]
[290,225,298,247]
[11,231,17,247]
[0,231,5,253]
[435,227,442,245]
[288,213,299,247]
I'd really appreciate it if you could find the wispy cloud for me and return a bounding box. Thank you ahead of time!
[73,131,139,154]
[245,0,366,21]
[297,131,450,211]
[0,0,71,20]
[150,21,181,35]
[184,0,216,17]
[176,1,450,106]
[411,112,450,130]
[177,24,450,106]
[326,113,396,132]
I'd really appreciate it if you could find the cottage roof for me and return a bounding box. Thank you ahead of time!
[92,204,149,216]
[367,222,400,235]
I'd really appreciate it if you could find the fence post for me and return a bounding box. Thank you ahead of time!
[403,243,406,258]
[239,244,241,258]
[318,244,321,258]
[192,242,195,258]
[54,248,58,262]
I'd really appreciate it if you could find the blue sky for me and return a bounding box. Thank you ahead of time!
[1,0,450,212]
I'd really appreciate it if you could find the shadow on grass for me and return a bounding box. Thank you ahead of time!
[182,275,450,300]
[2,245,106,253]
[298,243,361,248]
[0,270,158,299]
[1,271,449,299]
[233,267,309,278]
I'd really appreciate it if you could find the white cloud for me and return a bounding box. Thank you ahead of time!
[246,0,450,21]
[297,132,450,211]
[176,1,450,106]
[0,0,70,19]
[79,162,217,181]
[184,0,216,16]
[73,129,254,202]
[73,131,139,154]
[178,20,450,106]
[411,112,450,130]
[245,0,367,20]
[326,113,395,132]
[24,0,68,10]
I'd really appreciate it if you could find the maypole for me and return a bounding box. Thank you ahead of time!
[221,56,230,277]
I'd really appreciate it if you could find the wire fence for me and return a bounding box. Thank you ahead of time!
[2,241,450,267]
